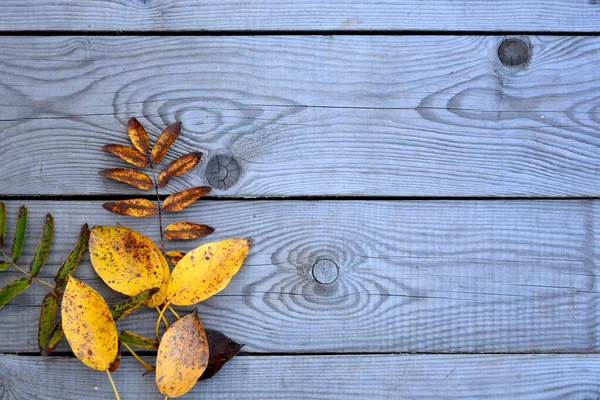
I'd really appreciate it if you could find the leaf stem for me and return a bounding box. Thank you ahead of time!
[167,305,181,320]
[155,301,171,342]
[155,306,169,329]
[121,342,155,371]
[149,163,165,254]
[0,249,61,292]
[105,369,121,400]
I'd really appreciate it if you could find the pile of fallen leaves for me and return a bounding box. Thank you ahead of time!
[0,118,253,399]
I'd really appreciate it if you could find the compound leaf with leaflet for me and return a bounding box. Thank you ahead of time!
[102,199,158,217]
[10,206,27,263]
[54,224,90,289]
[102,144,148,168]
[127,117,149,155]
[30,214,53,278]
[162,186,211,213]
[38,291,59,351]
[151,122,181,165]
[158,152,202,188]
[164,222,214,241]
[0,278,31,310]
[99,168,153,191]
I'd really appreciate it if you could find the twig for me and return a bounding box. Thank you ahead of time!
[149,162,165,255]
[0,249,61,293]
[121,342,155,371]
[167,305,181,320]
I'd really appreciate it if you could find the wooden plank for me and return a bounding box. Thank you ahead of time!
[1,36,599,197]
[0,200,597,353]
[1,354,600,399]
[0,1,599,32]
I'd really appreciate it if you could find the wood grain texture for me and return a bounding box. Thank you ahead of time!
[1,36,599,197]
[1,354,600,399]
[0,200,598,353]
[0,1,599,32]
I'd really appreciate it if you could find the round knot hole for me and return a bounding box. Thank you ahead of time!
[312,259,339,285]
[498,39,530,67]
[205,152,240,190]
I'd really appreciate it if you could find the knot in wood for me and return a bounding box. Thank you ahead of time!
[205,153,240,190]
[311,259,339,285]
[498,39,529,67]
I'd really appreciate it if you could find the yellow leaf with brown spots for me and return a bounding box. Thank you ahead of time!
[162,186,211,213]
[151,122,181,165]
[167,238,253,306]
[158,152,202,188]
[164,222,214,240]
[89,226,168,307]
[102,144,148,168]
[127,117,149,155]
[61,277,118,371]
[156,309,208,398]
[166,251,186,266]
[102,199,158,217]
[99,168,153,190]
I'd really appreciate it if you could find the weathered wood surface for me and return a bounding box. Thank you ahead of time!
[1,354,600,399]
[1,36,599,197]
[0,200,597,353]
[0,1,599,32]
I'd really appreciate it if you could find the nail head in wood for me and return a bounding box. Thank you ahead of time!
[205,153,240,190]
[498,39,529,67]
[312,259,339,285]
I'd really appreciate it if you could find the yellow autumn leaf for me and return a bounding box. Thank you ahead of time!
[167,238,253,306]
[61,277,118,370]
[156,309,209,398]
[89,226,168,307]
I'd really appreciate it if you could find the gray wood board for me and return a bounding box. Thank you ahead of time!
[0,200,598,353]
[1,36,600,197]
[0,1,599,32]
[1,354,600,399]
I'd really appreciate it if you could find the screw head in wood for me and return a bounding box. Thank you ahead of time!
[312,259,339,285]
[205,152,240,190]
[498,39,529,67]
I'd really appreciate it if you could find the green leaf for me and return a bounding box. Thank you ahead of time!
[110,287,159,321]
[42,321,64,356]
[10,206,27,262]
[119,330,157,349]
[0,260,10,271]
[30,214,53,278]
[54,224,89,288]
[0,278,31,310]
[0,201,5,247]
[38,291,59,351]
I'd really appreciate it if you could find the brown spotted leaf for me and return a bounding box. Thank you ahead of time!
[151,122,181,165]
[162,186,211,213]
[61,277,118,371]
[42,320,64,356]
[167,238,253,306]
[109,341,122,372]
[200,329,244,381]
[89,226,166,305]
[156,309,208,397]
[102,144,148,168]
[128,117,149,155]
[119,331,158,350]
[102,199,158,217]
[164,222,214,241]
[99,168,153,190]
[54,224,90,289]
[158,152,202,188]
[166,251,186,266]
